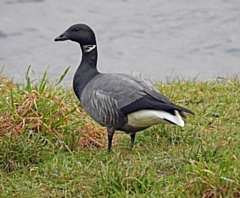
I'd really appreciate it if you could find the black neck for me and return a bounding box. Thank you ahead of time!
[73,45,99,100]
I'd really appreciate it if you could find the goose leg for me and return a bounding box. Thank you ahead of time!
[130,133,136,149]
[107,127,115,152]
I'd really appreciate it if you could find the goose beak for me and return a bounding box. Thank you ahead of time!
[54,32,69,41]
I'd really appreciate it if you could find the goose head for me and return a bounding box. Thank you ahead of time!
[54,24,96,47]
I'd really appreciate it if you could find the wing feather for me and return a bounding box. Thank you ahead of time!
[81,73,193,121]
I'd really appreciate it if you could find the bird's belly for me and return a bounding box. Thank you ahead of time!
[127,109,184,128]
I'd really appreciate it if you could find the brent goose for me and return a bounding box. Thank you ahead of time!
[55,24,194,152]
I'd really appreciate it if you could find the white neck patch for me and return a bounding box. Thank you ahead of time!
[83,45,96,53]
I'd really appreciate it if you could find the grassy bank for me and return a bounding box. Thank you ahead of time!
[0,67,239,197]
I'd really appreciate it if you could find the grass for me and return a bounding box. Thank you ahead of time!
[0,66,239,197]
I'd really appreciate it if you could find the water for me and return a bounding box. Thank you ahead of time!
[1,0,240,85]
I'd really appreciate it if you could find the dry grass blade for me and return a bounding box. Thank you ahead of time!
[0,70,108,149]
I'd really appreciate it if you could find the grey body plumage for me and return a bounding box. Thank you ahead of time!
[55,24,194,152]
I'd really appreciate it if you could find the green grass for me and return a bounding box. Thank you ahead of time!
[0,67,239,197]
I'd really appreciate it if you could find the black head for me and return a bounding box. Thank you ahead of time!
[54,24,96,46]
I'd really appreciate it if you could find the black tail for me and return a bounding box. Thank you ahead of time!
[174,104,194,119]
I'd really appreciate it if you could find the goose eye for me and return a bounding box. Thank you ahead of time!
[74,27,80,32]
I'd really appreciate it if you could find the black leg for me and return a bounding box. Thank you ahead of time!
[108,134,113,152]
[130,133,136,149]
[107,127,115,152]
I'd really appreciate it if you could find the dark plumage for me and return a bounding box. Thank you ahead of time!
[55,24,194,152]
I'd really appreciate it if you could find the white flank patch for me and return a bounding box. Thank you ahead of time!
[127,110,184,128]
